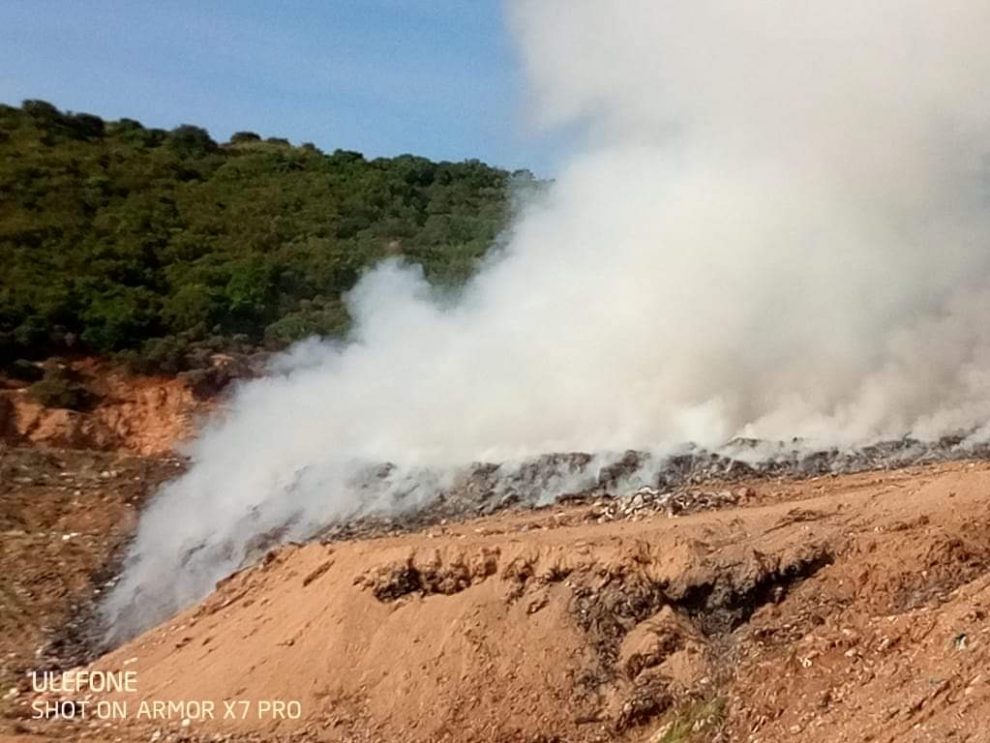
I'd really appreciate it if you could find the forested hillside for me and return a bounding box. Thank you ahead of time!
[0,100,531,371]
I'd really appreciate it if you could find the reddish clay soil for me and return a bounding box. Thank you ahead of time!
[0,361,211,455]
[6,459,989,742]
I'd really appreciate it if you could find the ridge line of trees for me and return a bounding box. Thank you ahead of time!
[0,100,540,373]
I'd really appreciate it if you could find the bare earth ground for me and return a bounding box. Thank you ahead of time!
[2,447,989,742]
[0,449,183,716]
[0,360,210,455]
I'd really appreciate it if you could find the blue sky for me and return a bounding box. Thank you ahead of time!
[0,0,568,174]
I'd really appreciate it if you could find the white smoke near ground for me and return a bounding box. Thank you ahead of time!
[103,0,990,639]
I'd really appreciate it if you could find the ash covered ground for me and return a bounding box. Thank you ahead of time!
[309,434,990,544]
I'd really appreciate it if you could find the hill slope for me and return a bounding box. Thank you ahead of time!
[0,100,534,369]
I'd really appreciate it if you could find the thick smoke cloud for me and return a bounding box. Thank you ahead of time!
[103,0,990,638]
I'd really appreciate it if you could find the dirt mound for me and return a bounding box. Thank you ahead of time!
[15,461,990,742]
[0,363,209,455]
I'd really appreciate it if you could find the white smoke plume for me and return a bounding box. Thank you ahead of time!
[103,0,990,638]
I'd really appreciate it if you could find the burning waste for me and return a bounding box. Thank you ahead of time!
[103,0,990,641]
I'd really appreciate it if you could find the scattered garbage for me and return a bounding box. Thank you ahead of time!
[590,486,742,522]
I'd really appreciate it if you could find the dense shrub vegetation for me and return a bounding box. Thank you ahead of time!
[26,365,94,410]
[0,100,532,369]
